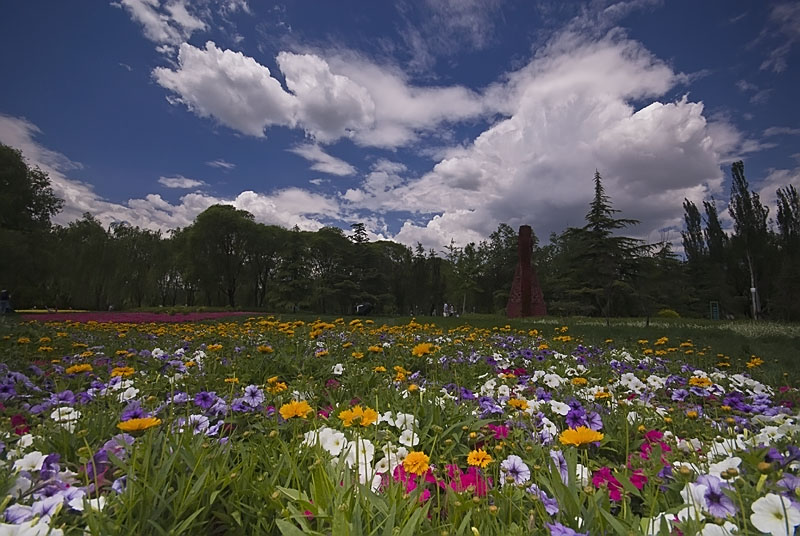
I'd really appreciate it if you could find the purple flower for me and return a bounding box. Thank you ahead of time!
[585,411,603,431]
[696,475,737,518]
[500,455,531,486]
[546,522,587,536]
[194,391,217,410]
[549,450,568,484]
[172,391,189,404]
[4,504,33,524]
[671,389,689,401]
[230,398,251,413]
[565,409,586,429]
[120,400,147,421]
[112,476,127,494]
[243,385,265,407]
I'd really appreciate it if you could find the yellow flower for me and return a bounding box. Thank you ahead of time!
[373,365,386,372]
[407,384,419,392]
[368,345,383,353]
[17,337,31,344]
[38,337,51,343]
[467,449,493,468]
[571,377,588,386]
[207,344,223,351]
[403,451,430,476]
[559,426,604,447]
[594,391,611,400]
[507,398,528,411]
[352,351,364,359]
[111,366,135,378]
[38,346,54,352]
[338,405,377,427]
[225,377,239,384]
[688,376,712,388]
[257,345,274,354]
[686,410,699,419]
[279,400,313,419]
[411,342,434,357]
[117,417,162,432]
[66,364,93,374]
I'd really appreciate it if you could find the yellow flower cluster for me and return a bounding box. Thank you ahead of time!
[279,400,313,420]
[338,405,378,427]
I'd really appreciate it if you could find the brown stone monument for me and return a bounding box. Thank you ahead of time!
[506,225,547,317]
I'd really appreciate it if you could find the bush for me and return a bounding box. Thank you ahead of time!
[656,308,680,318]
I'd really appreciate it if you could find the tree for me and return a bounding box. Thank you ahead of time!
[728,161,769,319]
[188,205,257,307]
[566,171,644,322]
[0,144,63,231]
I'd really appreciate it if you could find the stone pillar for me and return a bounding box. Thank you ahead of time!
[506,225,547,318]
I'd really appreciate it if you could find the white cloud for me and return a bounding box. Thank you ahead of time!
[760,2,800,73]
[206,158,236,169]
[158,175,206,188]
[755,167,800,210]
[289,144,356,176]
[764,127,800,137]
[153,41,298,137]
[0,114,339,233]
[117,0,206,45]
[341,32,761,250]
[153,41,486,148]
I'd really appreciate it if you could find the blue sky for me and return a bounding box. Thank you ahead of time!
[1,0,798,251]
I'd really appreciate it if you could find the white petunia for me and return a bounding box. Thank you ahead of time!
[117,387,139,402]
[750,493,800,535]
[321,430,348,456]
[331,363,344,375]
[13,451,46,472]
[549,400,570,416]
[393,413,418,431]
[398,429,420,447]
[50,406,80,422]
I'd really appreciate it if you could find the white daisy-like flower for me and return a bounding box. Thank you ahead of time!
[750,493,800,536]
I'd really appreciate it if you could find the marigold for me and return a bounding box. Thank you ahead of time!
[467,449,493,468]
[507,398,528,411]
[117,417,161,432]
[66,363,93,374]
[279,400,313,419]
[559,426,604,447]
[338,405,378,427]
[411,342,434,357]
[403,451,430,476]
[111,366,135,378]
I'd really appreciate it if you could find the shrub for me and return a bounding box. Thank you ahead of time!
[656,308,680,318]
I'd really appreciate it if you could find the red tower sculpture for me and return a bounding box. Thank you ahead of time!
[506,225,547,317]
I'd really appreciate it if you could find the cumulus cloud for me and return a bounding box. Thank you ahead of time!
[0,114,339,233]
[342,31,759,250]
[158,175,206,188]
[289,144,356,176]
[153,41,486,147]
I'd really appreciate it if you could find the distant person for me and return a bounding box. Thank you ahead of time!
[449,304,457,317]
[443,302,449,317]
[0,289,11,314]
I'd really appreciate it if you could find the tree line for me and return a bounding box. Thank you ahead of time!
[2,143,799,320]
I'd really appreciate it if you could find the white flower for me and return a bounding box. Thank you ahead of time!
[626,411,640,425]
[700,521,738,536]
[344,438,375,467]
[543,374,563,388]
[379,411,395,426]
[750,493,800,535]
[117,386,139,402]
[13,451,46,472]
[393,413,418,431]
[68,496,106,512]
[50,406,80,422]
[549,401,570,416]
[497,385,511,398]
[332,363,344,375]
[398,429,420,447]
[0,519,64,536]
[645,513,672,536]
[708,457,741,479]
[374,456,390,474]
[575,463,590,487]
[321,431,348,456]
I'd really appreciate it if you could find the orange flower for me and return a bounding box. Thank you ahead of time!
[66,364,93,374]
[411,342,434,357]
[467,449,493,468]
[559,426,604,447]
[403,451,430,476]
[279,400,313,419]
[117,417,161,432]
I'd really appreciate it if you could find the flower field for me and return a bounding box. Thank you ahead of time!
[1,316,799,535]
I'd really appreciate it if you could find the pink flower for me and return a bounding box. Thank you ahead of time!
[592,467,623,501]
[630,470,648,490]
[487,423,509,440]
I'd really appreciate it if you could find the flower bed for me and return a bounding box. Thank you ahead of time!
[0,317,798,535]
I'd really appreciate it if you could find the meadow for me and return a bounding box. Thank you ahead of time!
[0,313,798,535]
